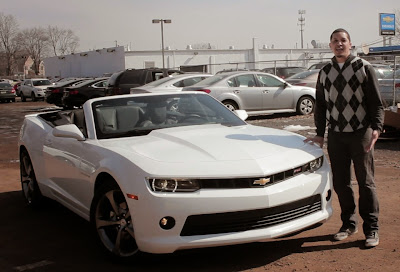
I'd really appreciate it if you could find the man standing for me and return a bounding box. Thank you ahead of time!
[305,28,384,248]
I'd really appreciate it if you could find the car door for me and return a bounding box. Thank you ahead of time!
[42,128,93,209]
[225,74,263,110]
[21,79,32,96]
[256,74,294,110]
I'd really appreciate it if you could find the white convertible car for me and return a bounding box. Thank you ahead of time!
[19,92,333,259]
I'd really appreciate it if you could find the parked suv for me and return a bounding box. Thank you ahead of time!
[20,78,52,102]
[105,68,184,95]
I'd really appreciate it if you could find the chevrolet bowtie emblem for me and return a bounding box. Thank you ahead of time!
[253,178,271,186]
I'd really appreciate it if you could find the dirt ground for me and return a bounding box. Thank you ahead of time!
[0,99,399,272]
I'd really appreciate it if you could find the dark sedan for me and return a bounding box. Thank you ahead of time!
[0,82,16,102]
[62,77,108,108]
[45,78,89,107]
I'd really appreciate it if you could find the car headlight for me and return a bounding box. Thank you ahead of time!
[308,156,323,172]
[148,178,200,192]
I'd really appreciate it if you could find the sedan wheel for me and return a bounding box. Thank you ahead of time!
[297,96,314,115]
[223,101,238,111]
[20,150,43,206]
[92,184,139,258]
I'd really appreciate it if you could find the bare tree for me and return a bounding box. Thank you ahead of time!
[47,26,79,56]
[17,27,49,75]
[0,13,20,76]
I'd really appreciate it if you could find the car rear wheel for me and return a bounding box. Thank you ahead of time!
[223,100,238,111]
[91,183,139,258]
[21,92,26,102]
[296,96,314,115]
[20,150,44,207]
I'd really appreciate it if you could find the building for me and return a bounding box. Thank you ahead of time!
[43,39,335,78]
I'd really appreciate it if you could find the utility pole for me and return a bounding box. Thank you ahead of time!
[298,10,306,49]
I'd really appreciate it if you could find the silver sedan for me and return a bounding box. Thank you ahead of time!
[183,71,316,116]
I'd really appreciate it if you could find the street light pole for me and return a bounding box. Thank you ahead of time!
[152,19,172,69]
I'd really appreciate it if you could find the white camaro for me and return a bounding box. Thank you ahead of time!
[19,92,332,259]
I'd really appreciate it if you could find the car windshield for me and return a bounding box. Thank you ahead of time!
[144,76,175,87]
[287,70,319,79]
[383,69,400,79]
[192,74,228,86]
[33,80,51,86]
[92,93,246,139]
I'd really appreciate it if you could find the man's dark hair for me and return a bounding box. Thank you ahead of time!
[330,28,351,42]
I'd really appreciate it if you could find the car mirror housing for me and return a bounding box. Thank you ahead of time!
[53,124,85,141]
[234,110,248,121]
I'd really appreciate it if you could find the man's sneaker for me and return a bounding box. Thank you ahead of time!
[333,227,358,241]
[365,231,379,248]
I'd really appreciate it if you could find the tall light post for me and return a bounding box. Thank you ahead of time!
[298,10,306,49]
[152,19,172,69]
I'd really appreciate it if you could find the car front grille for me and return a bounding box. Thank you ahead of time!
[198,162,311,189]
[180,194,321,236]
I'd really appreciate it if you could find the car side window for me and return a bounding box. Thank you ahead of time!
[256,74,284,87]
[232,75,256,87]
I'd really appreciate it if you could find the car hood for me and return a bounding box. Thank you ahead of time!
[98,124,323,177]
[35,84,53,90]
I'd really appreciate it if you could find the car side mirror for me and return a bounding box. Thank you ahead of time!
[234,110,248,121]
[53,124,85,141]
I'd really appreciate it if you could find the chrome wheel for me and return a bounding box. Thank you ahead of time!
[297,97,314,115]
[20,150,42,206]
[223,101,238,111]
[94,186,138,258]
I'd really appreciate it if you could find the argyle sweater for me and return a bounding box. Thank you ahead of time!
[314,55,384,136]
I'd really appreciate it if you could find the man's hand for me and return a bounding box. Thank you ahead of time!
[365,130,380,152]
[304,135,324,148]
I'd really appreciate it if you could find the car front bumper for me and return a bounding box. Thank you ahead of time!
[128,162,333,254]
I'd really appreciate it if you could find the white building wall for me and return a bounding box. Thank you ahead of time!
[43,44,335,78]
[43,46,126,78]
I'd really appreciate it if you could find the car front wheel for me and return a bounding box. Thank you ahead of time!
[20,150,44,207]
[91,183,139,258]
[296,96,314,115]
[31,92,36,102]
[21,92,26,102]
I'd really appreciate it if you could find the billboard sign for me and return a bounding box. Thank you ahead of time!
[379,13,395,36]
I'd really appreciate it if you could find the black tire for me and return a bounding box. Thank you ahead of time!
[21,92,26,102]
[91,182,139,259]
[296,96,314,115]
[31,92,36,102]
[223,100,238,111]
[20,150,44,207]
[11,98,16,102]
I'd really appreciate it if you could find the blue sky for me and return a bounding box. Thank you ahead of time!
[2,0,399,52]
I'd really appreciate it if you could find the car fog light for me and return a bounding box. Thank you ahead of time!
[326,189,332,201]
[159,216,175,230]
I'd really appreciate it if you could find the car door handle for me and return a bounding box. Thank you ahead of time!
[263,90,270,93]
[234,90,240,94]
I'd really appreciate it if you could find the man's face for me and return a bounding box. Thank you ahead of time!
[329,32,352,61]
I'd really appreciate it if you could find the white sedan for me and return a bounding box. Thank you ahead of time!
[19,92,332,259]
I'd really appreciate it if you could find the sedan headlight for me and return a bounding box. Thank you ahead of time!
[308,156,323,172]
[148,178,200,192]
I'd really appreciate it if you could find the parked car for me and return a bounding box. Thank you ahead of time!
[19,91,332,259]
[261,67,307,79]
[106,68,184,96]
[285,69,320,88]
[0,82,16,102]
[45,78,90,107]
[19,78,52,102]
[182,71,316,115]
[378,69,400,106]
[13,81,22,97]
[61,77,109,108]
[130,73,212,93]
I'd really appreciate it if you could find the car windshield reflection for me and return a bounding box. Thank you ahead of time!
[92,93,246,139]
